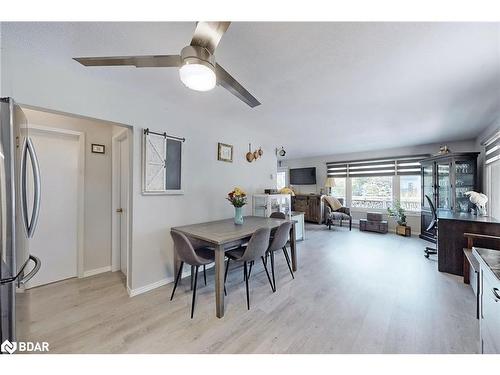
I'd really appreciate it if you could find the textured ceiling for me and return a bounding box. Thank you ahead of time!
[4,22,500,159]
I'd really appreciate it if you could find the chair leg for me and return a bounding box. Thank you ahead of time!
[270,250,276,292]
[224,258,230,296]
[191,266,199,319]
[261,256,275,292]
[170,261,184,301]
[190,265,195,290]
[282,246,295,279]
[244,261,250,310]
[328,220,331,230]
[248,260,254,280]
[203,264,207,286]
[340,219,343,227]
[349,218,352,231]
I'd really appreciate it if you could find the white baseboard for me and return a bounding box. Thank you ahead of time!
[127,266,203,297]
[127,277,172,297]
[83,266,112,278]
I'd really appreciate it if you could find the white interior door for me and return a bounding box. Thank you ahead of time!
[27,129,79,288]
[118,137,129,275]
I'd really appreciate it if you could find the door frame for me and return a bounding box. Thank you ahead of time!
[29,124,86,278]
[111,129,131,283]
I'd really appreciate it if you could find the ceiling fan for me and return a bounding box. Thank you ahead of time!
[73,22,260,108]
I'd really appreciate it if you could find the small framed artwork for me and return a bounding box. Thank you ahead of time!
[91,144,105,154]
[217,142,233,163]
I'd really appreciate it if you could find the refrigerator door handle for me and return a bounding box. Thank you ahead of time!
[1,255,41,285]
[17,254,41,286]
[26,137,41,238]
[20,138,30,237]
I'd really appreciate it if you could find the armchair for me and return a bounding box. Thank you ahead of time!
[323,197,352,231]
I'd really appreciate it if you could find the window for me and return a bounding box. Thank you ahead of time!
[329,177,346,200]
[276,170,286,190]
[399,175,421,212]
[351,176,393,209]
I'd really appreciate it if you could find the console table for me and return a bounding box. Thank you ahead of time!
[437,210,500,276]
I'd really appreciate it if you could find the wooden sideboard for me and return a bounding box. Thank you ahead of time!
[291,194,324,224]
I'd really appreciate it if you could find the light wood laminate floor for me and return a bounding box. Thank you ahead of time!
[17,224,479,353]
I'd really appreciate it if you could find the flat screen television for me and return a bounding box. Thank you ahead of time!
[290,167,316,185]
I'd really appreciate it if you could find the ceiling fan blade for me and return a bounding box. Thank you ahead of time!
[215,64,261,108]
[191,22,231,55]
[73,55,181,68]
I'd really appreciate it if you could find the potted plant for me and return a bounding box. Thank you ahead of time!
[387,201,411,236]
[227,187,247,225]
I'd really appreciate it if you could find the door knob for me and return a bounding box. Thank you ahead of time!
[116,208,123,213]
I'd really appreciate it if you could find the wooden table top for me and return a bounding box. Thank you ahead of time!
[171,216,292,245]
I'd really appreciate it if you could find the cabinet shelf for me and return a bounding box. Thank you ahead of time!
[420,152,479,242]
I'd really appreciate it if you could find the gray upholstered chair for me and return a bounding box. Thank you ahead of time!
[324,197,352,231]
[266,221,294,291]
[170,230,215,319]
[270,211,286,219]
[224,228,274,310]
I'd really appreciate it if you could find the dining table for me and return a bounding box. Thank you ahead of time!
[171,216,297,318]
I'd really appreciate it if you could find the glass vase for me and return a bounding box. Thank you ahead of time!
[234,206,244,225]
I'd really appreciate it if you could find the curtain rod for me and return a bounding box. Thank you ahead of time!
[144,128,185,142]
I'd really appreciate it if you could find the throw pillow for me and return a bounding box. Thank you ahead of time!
[324,196,342,211]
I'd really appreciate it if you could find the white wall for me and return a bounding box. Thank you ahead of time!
[1,31,277,292]
[282,140,480,234]
[21,108,122,273]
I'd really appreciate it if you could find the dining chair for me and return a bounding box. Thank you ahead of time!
[270,211,286,219]
[246,211,286,279]
[266,221,294,291]
[224,227,274,309]
[170,230,215,318]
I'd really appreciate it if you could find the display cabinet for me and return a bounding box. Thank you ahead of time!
[420,152,479,242]
[252,194,292,218]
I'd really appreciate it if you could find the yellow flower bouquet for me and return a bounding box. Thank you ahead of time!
[227,187,247,208]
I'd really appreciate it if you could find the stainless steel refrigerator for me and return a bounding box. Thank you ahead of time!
[0,97,41,344]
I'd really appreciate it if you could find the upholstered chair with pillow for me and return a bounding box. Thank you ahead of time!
[323,196,352,231]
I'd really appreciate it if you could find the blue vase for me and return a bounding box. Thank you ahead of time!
[234,207,244,225]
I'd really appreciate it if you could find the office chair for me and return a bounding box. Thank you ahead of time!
[424,194,438,258]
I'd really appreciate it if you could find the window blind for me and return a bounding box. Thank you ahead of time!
[326,154,428,178]
[485,130,500,165]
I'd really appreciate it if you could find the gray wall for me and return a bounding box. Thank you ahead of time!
[22,108,121,273]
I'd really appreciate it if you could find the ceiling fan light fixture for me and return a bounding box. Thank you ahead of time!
[179,61,216,91]
[179,45,216,92]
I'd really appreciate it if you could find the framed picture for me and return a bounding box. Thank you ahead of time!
[91,144,105,154]
[217,142,233,162]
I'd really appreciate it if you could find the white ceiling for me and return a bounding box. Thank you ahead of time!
[4,22,500,159]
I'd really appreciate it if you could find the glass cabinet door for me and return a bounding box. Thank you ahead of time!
[422,164,434,209]
[253,195,267,217]
[455,160,475,212]
[437,162,451,209]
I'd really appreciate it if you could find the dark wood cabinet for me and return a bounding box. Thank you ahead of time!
[420,152,479,242]
[291,194,324,224]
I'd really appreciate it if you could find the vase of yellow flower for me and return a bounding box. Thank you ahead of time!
[227,187,247,225]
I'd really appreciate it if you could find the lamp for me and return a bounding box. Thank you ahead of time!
[324,178,336,196]
[178,46,217,92]
[179,63,216,91]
